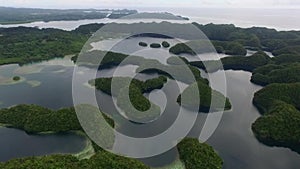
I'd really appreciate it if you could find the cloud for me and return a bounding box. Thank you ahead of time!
[0,0,300,8]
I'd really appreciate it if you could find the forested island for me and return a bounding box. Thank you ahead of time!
[190,51,271,72]
[90,76,167,123]
[252,83,300,153]
[178,80,231,112]
[0,104,113,133]
[0,7,137,24]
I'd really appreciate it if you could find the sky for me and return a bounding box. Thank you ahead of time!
[0,0,300,9]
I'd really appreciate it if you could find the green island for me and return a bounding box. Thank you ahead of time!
[0,27,91,65]
[166,56,189,65]
[90,76,168,123]
[139,42,148,47]
[216,51,270,71]
[252,83,300,153]
[150,43,162,48]
[12,76,20,81]
[136,60,208,84]
[0,104,113,133]
[212,41,247,56]
[72,50,163,69]
[0,105,223,169]
[177,138,223,169]
[169,40,247,56]
[0,7,137,24]
[250,54,300,85]
[162,41,171,48]
[177,80,231,112]
[189,51,271,72]
[251,63,300,86]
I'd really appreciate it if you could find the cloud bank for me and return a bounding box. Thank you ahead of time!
[0,0,299,8]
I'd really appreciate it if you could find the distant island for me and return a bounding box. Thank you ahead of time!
[0,7,190,25]
[0,7,137,24]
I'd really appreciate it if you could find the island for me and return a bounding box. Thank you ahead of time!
[190,51,271,72]
[177,80,232,112]
[169,40,247,56]
[139,42,148,47]
[162,41,170,48]
[0,7,137,24]
[150,43,162,48]
[251,63,300,86]
[90,76,167,123]
[177,138,223,169]
[251,54,300,85]
[12,76,20,81]
[0,104,113,133]
[252,83,300,153]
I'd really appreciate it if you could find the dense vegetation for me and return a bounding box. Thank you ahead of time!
[253,83,300,115]
[0,149,150,169]
[219,51,270,71]
[190,51,271,72]
[0,104,114,133]
[12,76,20,81]
[0,137,223,169]
[0,27,91,65]
[90,76,167,122]
[72,50,166,70]
[252,83,300,153]
[177,138,223,169]
[177,80,231,112]
[166,56,189,65]
[73,50,130,69]
[251,63,300,85]
[169,40,247,56]
[193,23,300,54]
[139,42,148,47]
[0,7,137,24]
[150,43,162,48]
[212,41,247,55]
[136,60,208,84]
[1,22,300,67]
[162,41,170,48]
[271,54,300,64]
[0,104,81,133]
[250,54,300,85]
